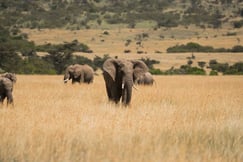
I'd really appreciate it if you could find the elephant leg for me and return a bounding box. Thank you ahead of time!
[103,72,121,103]
[0,94,6,106]
[113,85,122,104]
[87,77,94,84]
[6,91,13,106]
[71,79,75,84]
[103,72,113,101]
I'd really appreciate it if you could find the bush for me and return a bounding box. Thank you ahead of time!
[198,61,206,69]
[233,20,243,28]
[209,70,218,76]
[167,42,214,53]
[162,65,206,75]
[36,40,91,53]
[209,60,229,73]
[93,54,110,70]
[231,45,243,52]
[20,57,56,74]
[167,43,243,53]
[224,62,243,75]
[140,58,160,69]
[150,68,164,75]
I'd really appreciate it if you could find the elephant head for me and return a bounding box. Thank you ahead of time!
[103,58,148,106]
[1,73,17,83]
[0,73,17,106]
[64,64,94,84]
[64,65,75,83]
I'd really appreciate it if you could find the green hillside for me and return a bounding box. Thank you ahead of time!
[0,0,242,29]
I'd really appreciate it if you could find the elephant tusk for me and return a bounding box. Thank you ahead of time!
[64,79,69,83]
[122,83,125,89]
[133,85,138,91]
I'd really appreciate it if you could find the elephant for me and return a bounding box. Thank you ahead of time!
[103,58,149,106]
[136,72,154,85]
[64,64,94,84]
[0,73,17,106]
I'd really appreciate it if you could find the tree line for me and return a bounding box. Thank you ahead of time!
[0,0,242,29]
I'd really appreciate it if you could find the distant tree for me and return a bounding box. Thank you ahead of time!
[43,50,72,74]
[187,59,193,66]
[0,44,23,73]
[140,57,160,69]
[198,61,206,69]
[93,54,110,70]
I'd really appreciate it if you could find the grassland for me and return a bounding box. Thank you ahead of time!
[0,26,241,161]
[21,26,243,70]
[0,75,242,162]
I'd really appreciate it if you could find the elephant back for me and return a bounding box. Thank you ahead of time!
[82,64,94,83]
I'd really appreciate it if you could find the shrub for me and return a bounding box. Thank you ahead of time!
[124,50,131,53]
[140,58,160,69]
[167,42,214,53]
[231,45,243,52]
[209,70,218,76]
[233,20,243,28]
[93,54,110,70]
[36,40,91,53]
[20,57,56,74]
[198,61,206,69]
[224,62,243,75]
[150,68,164,75]
[167,43,243,53]
[209,60,229,73]
[162,65,206,75]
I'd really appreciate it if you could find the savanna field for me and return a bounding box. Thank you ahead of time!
[0,75,242,162]
[2,24,243,162]
[1,1,243,161]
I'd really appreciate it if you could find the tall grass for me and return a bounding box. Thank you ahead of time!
[0,75,242,162]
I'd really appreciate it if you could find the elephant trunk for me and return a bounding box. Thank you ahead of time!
[63,73,70,83]
[122,75,133,106]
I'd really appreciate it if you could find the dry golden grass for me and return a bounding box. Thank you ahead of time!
[0,75,242,162]
[21,26,243,70]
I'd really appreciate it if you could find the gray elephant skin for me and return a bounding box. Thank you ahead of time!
[103,58,149,106]
[136,72,154,85]
[64,64,94,84]
[0,73,17,106]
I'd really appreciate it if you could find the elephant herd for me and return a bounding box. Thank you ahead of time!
[0,58,154,107]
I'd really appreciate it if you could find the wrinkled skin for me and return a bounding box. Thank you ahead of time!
[103,58,148,106]
[136,72,154,85]
[0,73,17,107]
[64,64,94,84]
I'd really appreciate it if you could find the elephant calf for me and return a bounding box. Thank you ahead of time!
[136,72,154,85]
[64,64,94,84]
[0,73,17,106]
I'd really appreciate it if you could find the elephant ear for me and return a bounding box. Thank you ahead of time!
[1,73,17,83]
[103,58,119,81]
[131,60,149,81]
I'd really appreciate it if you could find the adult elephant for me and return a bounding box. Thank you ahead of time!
[136,72,154,85]
[64,64,94,84]
[103,58,148,106]
[0,73,17,106]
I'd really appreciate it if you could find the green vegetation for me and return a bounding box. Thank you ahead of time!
[0,0,242,29]
[150,65,206,75]
[1,25,243,75]
[167,42,243,53]
[209,60,243,75]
